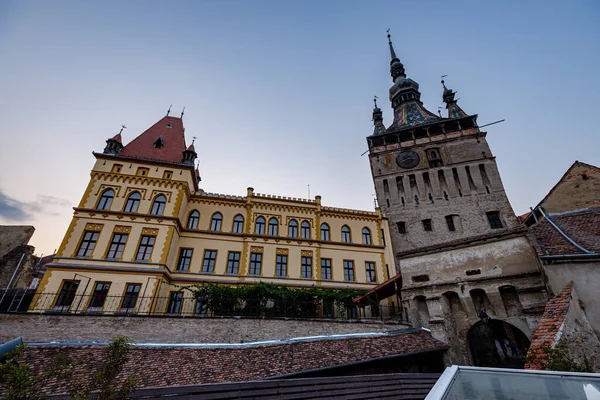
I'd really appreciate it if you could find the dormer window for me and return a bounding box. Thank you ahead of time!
[166,123,172,128]
[153,136,164,149]
[426,148,443,168]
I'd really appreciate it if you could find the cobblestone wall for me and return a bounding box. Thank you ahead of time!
[0,314,407,344]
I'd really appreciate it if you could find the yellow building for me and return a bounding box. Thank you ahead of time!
[33,115,396,317]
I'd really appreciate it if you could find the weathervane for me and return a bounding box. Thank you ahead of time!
[180,107,185,119]
[191,135,197,145]
[166,105,172,117]
[119,125,127,134]
[373,95,379,108]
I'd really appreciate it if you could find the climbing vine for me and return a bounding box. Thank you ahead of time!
[172,282,364,318]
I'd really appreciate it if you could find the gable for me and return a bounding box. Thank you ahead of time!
[541,162,600,213]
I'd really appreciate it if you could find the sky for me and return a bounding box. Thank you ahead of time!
[0,0,598,256]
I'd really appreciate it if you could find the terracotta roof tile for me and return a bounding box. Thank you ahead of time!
[528,208,600,256]
[525,283,573,369]
[110,133,122,143]
[20,330,446,394]
[119,116,187,164]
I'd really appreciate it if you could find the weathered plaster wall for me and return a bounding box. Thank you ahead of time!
[399,236,540,290]
[540,163,600,213]
[560,289,600,370]
[0,314,407,344]
[544,261,600,337]
[0,226,34,258]
[0,226,36,289]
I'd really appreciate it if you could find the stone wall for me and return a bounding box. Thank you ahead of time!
[0,314,408,344]
[543,260,600,337]
[0,226,34,258]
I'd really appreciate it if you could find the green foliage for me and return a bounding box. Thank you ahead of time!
[176,281,364,318]
[0,336,138,399]
[526,342,593,373]
[70,335,139,400]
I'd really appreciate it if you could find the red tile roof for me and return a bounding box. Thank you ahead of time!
[528,208,600,256]
[119,116,187,163]
[110,133,122,143]
[525,283,573,370]
[21,330,447,394]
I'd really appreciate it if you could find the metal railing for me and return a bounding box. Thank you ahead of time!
[11,291,404,322]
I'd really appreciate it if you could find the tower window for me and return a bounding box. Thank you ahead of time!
[96,189,114,211]
[362,227,372,245]
[232,214,244,234]
[426,148,443,167]
[288,219,298,238]
[320,223,330,241]
[487,212,503,229]
[445,215,457,232]
[176,248,193,271]
[397,221,407,234]
[422,219,432,231]
[276,254,287,277]
[268,217,279,236]
[255,217,266,235]
[150,194,167,216]
[124,192,141,213]
[187,210,200,230]
[202,250,217,273]
[210,212,223,232]
[153,136,164,149]
[301,221,311,239]
[341,225,351,243]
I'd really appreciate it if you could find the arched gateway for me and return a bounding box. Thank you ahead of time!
[467,319,530,368]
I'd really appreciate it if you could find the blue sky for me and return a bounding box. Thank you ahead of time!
[0,0,598,255]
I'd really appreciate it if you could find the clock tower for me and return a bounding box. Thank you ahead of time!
[367,33,518,256]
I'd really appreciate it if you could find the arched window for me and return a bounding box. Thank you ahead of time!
[341,225,351,243]
[96,189,114,210]
[320,223,330,241]
[232,214,244,234]
[288,219,298,238]
[187,210,200,230]
[255,216,266,235]
[150,194,167,215]
[210,212,223,231]
[124,192,141,213]
[362,227,372,245]
[268,217,278,236]
[301,221,311,239]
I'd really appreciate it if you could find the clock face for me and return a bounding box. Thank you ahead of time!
[396,151,420,169]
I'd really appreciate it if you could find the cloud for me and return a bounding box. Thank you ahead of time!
[0,189,71,222]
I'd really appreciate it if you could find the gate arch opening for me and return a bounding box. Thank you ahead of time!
[467,319,530,368]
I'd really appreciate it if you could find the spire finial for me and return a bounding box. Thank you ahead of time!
[166,105,172,117]
[180,107,185,119]
[387,29,398,61]
[119,125,127,135]
[192,135,197,145]
[441,75,448,91]
[373,95,379,109]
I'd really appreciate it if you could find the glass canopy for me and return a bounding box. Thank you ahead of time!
[426,366,600,400]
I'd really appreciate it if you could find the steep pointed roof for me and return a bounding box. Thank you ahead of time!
[110,133,122,143]
[385,101,442,132]
[119,116,187,163]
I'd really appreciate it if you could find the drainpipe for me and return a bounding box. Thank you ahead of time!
[536,206,594,254]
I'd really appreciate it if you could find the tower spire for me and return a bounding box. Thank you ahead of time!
[441,77,467,118]
[386,29,405,82]
[372,96,386,135]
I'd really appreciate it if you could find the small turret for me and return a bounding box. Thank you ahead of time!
[372,97,386,135]
[442,79,467,119]
[182,142,197,166]
[103,132,123,155]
